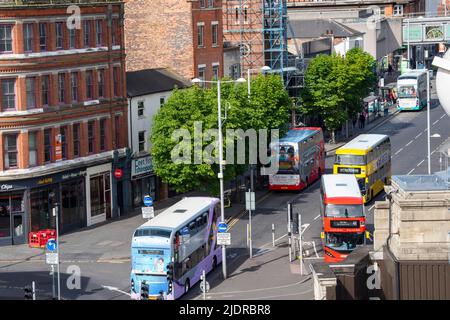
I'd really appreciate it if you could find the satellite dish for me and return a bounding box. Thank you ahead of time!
[433,49,450,117]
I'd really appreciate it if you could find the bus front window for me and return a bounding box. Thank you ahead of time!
[335,154,366,166]
[325,233,358,252]
[398,85,417,98]
[325,204,364,218]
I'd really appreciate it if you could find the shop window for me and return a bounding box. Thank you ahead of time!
[0,194,24,238]
[30,187,57,232]
[61,180,85,232]
[90,173,111,219]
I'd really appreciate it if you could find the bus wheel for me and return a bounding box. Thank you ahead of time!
[184,279,190,294]
[212,256,218,270]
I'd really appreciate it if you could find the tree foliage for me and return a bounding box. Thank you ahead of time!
[301,48,376,134]
[150,74,291,195]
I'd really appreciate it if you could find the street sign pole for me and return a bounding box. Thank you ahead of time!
[248,189,253,259]
[202,270,206,301]
[287,202,292,262]
[51,264,55,299]
[299,213,303,276]
[53,205,61,300]
[32,281,36,300]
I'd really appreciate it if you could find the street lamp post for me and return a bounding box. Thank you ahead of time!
[427,69,431,174]
[191,76,245,279]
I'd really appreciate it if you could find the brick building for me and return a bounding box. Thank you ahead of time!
[124,0,224,82]
[0,0,129,246]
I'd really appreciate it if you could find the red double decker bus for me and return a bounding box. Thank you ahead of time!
[268,127,325,191]
[320,174,365,263]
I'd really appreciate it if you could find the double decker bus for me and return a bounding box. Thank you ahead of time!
[130,197,221,300]
[333,134,391,203]
[268,127,325,191]
[397,70,428,111]
[320,174,365,263]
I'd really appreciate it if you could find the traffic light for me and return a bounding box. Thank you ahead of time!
[166,263,174,281]
[140,281,149,300]
[24,285,33,300]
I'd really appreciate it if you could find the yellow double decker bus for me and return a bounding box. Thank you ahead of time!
[333,134,391,203]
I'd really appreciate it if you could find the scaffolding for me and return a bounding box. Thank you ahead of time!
[223,0,304,96]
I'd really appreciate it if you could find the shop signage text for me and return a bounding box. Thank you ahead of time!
[132,156,153,178]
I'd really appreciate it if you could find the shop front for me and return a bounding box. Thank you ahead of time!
[0,168,87,246]
[86,163,113,226]
[131,155,157,208]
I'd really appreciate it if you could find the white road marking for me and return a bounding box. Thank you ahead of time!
[102,285,131,297]
[368,205,375,211]
[313,214,321,221]
[302,223,310,233]
[415,133,422,139]
[394,148,404,155]
[441,114,446,119]
[407,168,415,175]
[405,140,413,147]
[417,159,425,167]
[433,119,439,125]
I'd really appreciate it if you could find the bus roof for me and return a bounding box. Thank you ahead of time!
[138,197,218,230]
[278,127,321,144]
[398,70,427,80]
[336,134,389,155]
[321,174,362,203]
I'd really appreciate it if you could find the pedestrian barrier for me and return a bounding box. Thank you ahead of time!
[29,229,57,248]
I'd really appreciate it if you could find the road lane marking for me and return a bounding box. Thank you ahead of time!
[405,140,413,147]
[313,214,321,221]
[417,159,425,167]
[368,205,375,211]
[415,133,422,139]
[441,114,446,119]
[433,119,439,125]
[394,148,404,155]
[407,168,415,175]
[102,285,131,297]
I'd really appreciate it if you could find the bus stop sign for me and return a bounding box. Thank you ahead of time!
[217,222,228,233]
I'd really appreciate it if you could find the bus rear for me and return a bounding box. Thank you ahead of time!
[397,71,427,111]
[320,174,365,263]
[269,127,324,191]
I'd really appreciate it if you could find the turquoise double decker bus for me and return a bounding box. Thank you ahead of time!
[397,70,428,111]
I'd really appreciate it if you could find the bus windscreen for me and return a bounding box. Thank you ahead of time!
[325,233,359,252]
[335,154,366,166]
[325,204,363,218]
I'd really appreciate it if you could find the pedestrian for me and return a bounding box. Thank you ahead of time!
[352,114,357,129]
[359,113,365,129]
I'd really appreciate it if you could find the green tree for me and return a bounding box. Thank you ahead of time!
[150,74,290,195]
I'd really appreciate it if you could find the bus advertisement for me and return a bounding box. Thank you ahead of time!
[268,127,325,191]
[333,134,391,203]
[320,174,365,263]
[130,197,221,300]
[397,70,428,111]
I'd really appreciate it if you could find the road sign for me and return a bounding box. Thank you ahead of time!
[46,252,59,265]
[46,239,57,252]
[142,206,154,219]
[217,222,228,233]
[217,232,231,246]
[245,191,255,210]
[200,281,210,293]
[143,195,153,207]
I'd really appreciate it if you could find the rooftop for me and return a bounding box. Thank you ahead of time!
[126,68,191,98]
[337,134,389,152]
[392,174,449,191]
[288,18,364,39]
[279,127,321,144]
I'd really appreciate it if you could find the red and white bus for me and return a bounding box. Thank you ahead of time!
[320,174,365,263]
[268,127,325,191]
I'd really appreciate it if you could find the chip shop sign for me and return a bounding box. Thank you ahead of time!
[132,156,153,178]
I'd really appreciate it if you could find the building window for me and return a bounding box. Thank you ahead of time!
[100,118,106,151]
[71,72,78,102]
[39,23,47,51]
[96,20,103,46]
[73,123,80,158]
[29,131,37,167]
[1,78,16,110]
[0,25,13,53]
[111,19,118,46]
[69,28,76,49]
[198,66,206,87]
[230,63,241,80]
[58,73,65,104]
[212,64,219,80]
[200,0,205,8]
[26,77,36,109]
[83,20,90,47]
[393,5,404,16]
[115,115,120,147]
[212,23,218,46]
[41,75,49,106]
[137,101,144,117]
[197,24,204,47]
[97,69,105,98]
[244,6,249,24]
[208,0,214,8]
[44,128,52,163]
[86,70,93,100]
[88,120,95,153]
[23,23,34,52]
[3,134,18,169]
[160,97,165,106]
[60,126,67,160]
[56,22,64,49]
[113,67,120,97]
[138,131,146,152]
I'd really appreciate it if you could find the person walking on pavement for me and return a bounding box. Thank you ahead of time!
[359,112,366,129]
